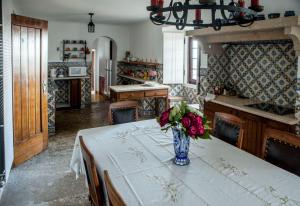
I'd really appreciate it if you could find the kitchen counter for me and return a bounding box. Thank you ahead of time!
[209,95,298,125]
[109,84,170,92]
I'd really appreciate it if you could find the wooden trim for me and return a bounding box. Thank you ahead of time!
[213,112,245,149]
[261,128,300,159]
[12,14,48,29]
[79,136,105,206]
[108,101,138,125]
[104,170,126,206]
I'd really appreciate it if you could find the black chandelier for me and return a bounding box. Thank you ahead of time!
[147,0,264,31]
[88,13,95,33]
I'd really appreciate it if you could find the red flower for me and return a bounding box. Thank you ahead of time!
[186,112,196,119]
[194,116,203,126]
[187,125,197,138]
[197,126,205,136]
[181,116,191,129]
[159,111,170,127]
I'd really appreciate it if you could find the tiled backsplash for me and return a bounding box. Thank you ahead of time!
[200,40,297,107]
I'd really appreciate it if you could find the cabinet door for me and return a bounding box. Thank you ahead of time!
[239,111,263,156]
[70,79,81,109]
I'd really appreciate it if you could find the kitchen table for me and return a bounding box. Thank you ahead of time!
[70,119,300,206]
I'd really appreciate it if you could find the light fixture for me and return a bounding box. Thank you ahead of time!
[88,13,95,33]
[147,0,264,31]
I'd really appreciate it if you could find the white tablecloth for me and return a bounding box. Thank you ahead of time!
[70,119,300,206]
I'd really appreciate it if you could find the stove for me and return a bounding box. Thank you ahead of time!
[245,103,294,115]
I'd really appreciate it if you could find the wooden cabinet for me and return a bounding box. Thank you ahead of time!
[204,101,296,157]
[70,79,81,109]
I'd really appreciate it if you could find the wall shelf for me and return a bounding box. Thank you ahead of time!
[118,60,161,68]
[118,74,156,83]
[186,16,300,56]
[63,40,87,62]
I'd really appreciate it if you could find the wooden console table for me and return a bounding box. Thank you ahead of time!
[110,84,169,114]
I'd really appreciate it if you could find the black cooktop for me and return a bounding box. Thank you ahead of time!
[245,103,294,115]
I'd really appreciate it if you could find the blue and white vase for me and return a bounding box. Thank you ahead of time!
[172,127,190,166]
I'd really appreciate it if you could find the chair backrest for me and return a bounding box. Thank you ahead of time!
[108,101,138,125]
[213,112,245,149]
[262,128,300,176]
[104,170,126,206]
[79,136,105,206]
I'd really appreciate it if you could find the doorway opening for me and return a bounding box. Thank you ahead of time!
[91,37,117,102]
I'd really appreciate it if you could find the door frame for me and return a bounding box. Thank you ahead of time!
[11,14,48,165]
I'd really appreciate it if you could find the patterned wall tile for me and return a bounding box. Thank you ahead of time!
[199,40,297,109]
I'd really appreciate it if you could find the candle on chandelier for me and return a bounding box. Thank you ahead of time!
[238,0,245,7]
[238,0,245,17]
[158,0,164,16]
[251,0,259,7]
[195,9,201,21]
[151,0,158,7]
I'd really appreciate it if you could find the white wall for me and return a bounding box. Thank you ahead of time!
[2,0,19,181]
[129,21,163,63]
[48,21,130,62]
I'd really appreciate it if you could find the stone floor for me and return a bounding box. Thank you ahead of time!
[0,101,110,206]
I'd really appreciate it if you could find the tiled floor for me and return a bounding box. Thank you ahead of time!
[0,101,110,206]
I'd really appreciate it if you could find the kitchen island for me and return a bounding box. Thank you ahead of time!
[110,84,170,115]
[204,95,299,157]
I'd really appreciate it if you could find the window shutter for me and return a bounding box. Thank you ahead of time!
[163,32,184,84]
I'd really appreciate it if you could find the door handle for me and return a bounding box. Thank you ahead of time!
[42,80,47,94]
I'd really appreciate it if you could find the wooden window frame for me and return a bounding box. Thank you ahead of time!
[188,38,200,85]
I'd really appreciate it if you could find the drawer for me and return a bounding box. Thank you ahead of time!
[145,90,168,97]
[119,91,144,100]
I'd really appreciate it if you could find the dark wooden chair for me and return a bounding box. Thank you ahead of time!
[79,136,105,206]
[262,128,300,176]
[104,170,126,206]
[213,112,245,149]
[108,101,138,125]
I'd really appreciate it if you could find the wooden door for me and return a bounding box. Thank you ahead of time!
[12,15,48,166]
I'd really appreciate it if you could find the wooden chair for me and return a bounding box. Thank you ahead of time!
[262,128,300,176]
[108,101,138,125]
[104,170,126,206]
[213,112,245,149]
[79,136,105,206]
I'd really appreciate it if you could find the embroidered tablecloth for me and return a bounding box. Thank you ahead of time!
[70,119,300,206]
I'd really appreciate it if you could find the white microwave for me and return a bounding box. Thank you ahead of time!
[68,67,87,77]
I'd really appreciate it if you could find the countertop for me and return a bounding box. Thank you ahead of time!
[207,95,299,125]
[109,84,170,92]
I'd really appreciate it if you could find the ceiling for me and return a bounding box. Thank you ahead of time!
[13,0,150,24]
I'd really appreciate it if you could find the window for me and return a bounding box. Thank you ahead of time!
[188,38,200,85]
[163,32,185,84]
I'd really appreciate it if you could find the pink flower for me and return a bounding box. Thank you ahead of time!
[197,126,205,136]
[186,112,196,119]
[194,116,203,126]
[159,111,170,127]
[181,117,191,129]
[187,125,197,138]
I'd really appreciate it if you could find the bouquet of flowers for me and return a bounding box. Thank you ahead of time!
[157,102,211,139]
